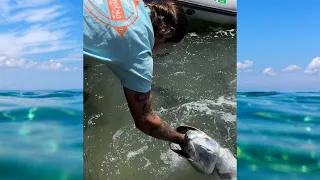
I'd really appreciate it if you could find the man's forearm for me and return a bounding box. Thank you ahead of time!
[138,114,184,144]
[124,88,185,144]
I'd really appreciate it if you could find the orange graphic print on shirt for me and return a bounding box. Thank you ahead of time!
[84,0,141,36]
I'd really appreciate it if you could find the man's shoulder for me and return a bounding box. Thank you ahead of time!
[83,0,154,61]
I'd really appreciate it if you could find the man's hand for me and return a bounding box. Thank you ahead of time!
[123,87,185,144]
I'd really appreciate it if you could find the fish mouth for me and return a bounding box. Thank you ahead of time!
[169,125,201,159]
[176,125,200,134]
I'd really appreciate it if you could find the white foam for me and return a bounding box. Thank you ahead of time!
[229,79,236,86]
[155,149,189,178]
[188,32,199,37]
[160,149,183,167]
[212,28,236,38]
[97,96,236,178]
[173,71,184,75]
[87,112,103,126]
[156,96,236,123]
[112,128,124,141]
[143,157,151,168]
[221,112,236,122]
[126,145,148,160]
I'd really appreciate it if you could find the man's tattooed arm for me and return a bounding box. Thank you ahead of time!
[123,87,185,144]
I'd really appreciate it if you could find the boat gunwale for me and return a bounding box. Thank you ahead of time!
[175,0,237,17]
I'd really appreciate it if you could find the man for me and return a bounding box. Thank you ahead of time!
[84,0,188,145]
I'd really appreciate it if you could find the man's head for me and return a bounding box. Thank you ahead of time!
[146,0,188,52]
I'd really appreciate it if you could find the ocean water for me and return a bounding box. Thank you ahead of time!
[0,90,83,180]
[237,92,320,180]
[84,21,236,180]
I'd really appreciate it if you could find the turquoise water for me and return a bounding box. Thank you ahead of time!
[237,92,320,180]
[0,90,83,180]
[2,91,318,179]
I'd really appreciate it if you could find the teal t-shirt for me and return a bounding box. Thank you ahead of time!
[83,0,154,93]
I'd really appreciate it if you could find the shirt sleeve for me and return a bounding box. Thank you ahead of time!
[108,51,153,93]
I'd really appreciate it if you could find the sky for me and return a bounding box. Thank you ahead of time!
[0,0,82,90]
[237,0,320,92]
[1,1,319,91]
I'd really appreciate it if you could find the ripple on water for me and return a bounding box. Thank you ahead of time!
[237,92,320,180]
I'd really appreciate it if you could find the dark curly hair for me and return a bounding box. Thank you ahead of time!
[146,0,188,43]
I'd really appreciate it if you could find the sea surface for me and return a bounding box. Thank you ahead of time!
[0,90,83,180]
[84,21,236,180]
[237,92,320,180]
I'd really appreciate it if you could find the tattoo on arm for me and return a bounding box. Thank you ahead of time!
[132,90,183,144]
[134,91,157,119]
[148,122,173,138]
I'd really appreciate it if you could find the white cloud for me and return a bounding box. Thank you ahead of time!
[63,67,80,72]
[14,0,55,8]
[0,55,78,71]
[37,60,63,70]
[304,57,320,75]
[36,60,80,71]
[282,65,301,72]
[0,0,10,17]
[0,21,75,57]
[237,60,253,69]
[63,67,71,71]
[0,1,76,57]
[31,18,76,30]
[0,55,31,68]
[7,5,66,23]
[0,0,56,16]
[0,0,81,75]
[24,61,38,68]
[263,68,277,76]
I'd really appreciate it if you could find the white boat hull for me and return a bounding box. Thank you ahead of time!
[176,0,237,24]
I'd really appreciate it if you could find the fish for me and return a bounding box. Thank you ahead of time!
[169,125,237,180]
